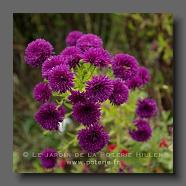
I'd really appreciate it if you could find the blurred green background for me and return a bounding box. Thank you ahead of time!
[13,13,173,173]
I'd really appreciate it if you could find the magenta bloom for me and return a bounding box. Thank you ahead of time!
[76,33,103,52]
[66,31,83,46]
[40,148,57,169]
[126,76,141,90]
[33,82,51,103]
[129,119,152,142]
[109,79,129,105]
[136,98,158,118]
[35,102,65,130]
[42,55,67,79]
[78,124,109,153]
[60,46,81,68]
[85,75,113,103]
[112,53,139,81]
[137,67,151,85]
[24,38,54,68]
[127,66,151,89]
[68,90,86,104]
[72,101,101,126]
[82,48,111,68]
[48,64,74,93]
[57,105,66,116]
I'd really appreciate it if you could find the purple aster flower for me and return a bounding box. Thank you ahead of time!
[66,31,83,46]
[109,79,129,105]
[68,90,86,104]
[77,124,109,153]
[72,101,101,126]
[48,64,74,93]
[60,46,81,68]
[129,119,152,142]
[126,76,141,90]
[127,66,151,89]
[35,102,65,130]
[85,75,114,102]
[39,148,57,169]
[112,53,139,81]
[81,48,111,68]
[57,105,66,116]
[136,98,158,118]
[76,33,103,52]
[42,55,67,79]
[24,38,54,68]
[33,82,51,103]
[138,67,151,85]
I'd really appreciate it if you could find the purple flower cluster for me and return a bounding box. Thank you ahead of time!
[35,102,65,130]
[81,48,111,68]
[129,119,152,142]
[60,46,82,68]
[48,64,74,93]
[72,101,101,126]
[71,75,113,152]
[85,75,113,103]
[42,55,66,79]
[66,31,83,46]
[109,78,129,105]
[112,54,151,90]
[136,98,158,118]
[112,53,139,81]
[25,38,54,68]
[128,98,157,142]
[78,124,109,153]
[68,90,86,104]
[25,31,158,156]
[127,67,151,89]
[76,33,103,52]
[39,148,57,169]
[33,82,51,103]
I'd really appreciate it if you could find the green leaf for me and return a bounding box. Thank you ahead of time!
[74,61,96,91]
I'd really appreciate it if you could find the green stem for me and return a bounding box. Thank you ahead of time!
[62,138,77,150]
